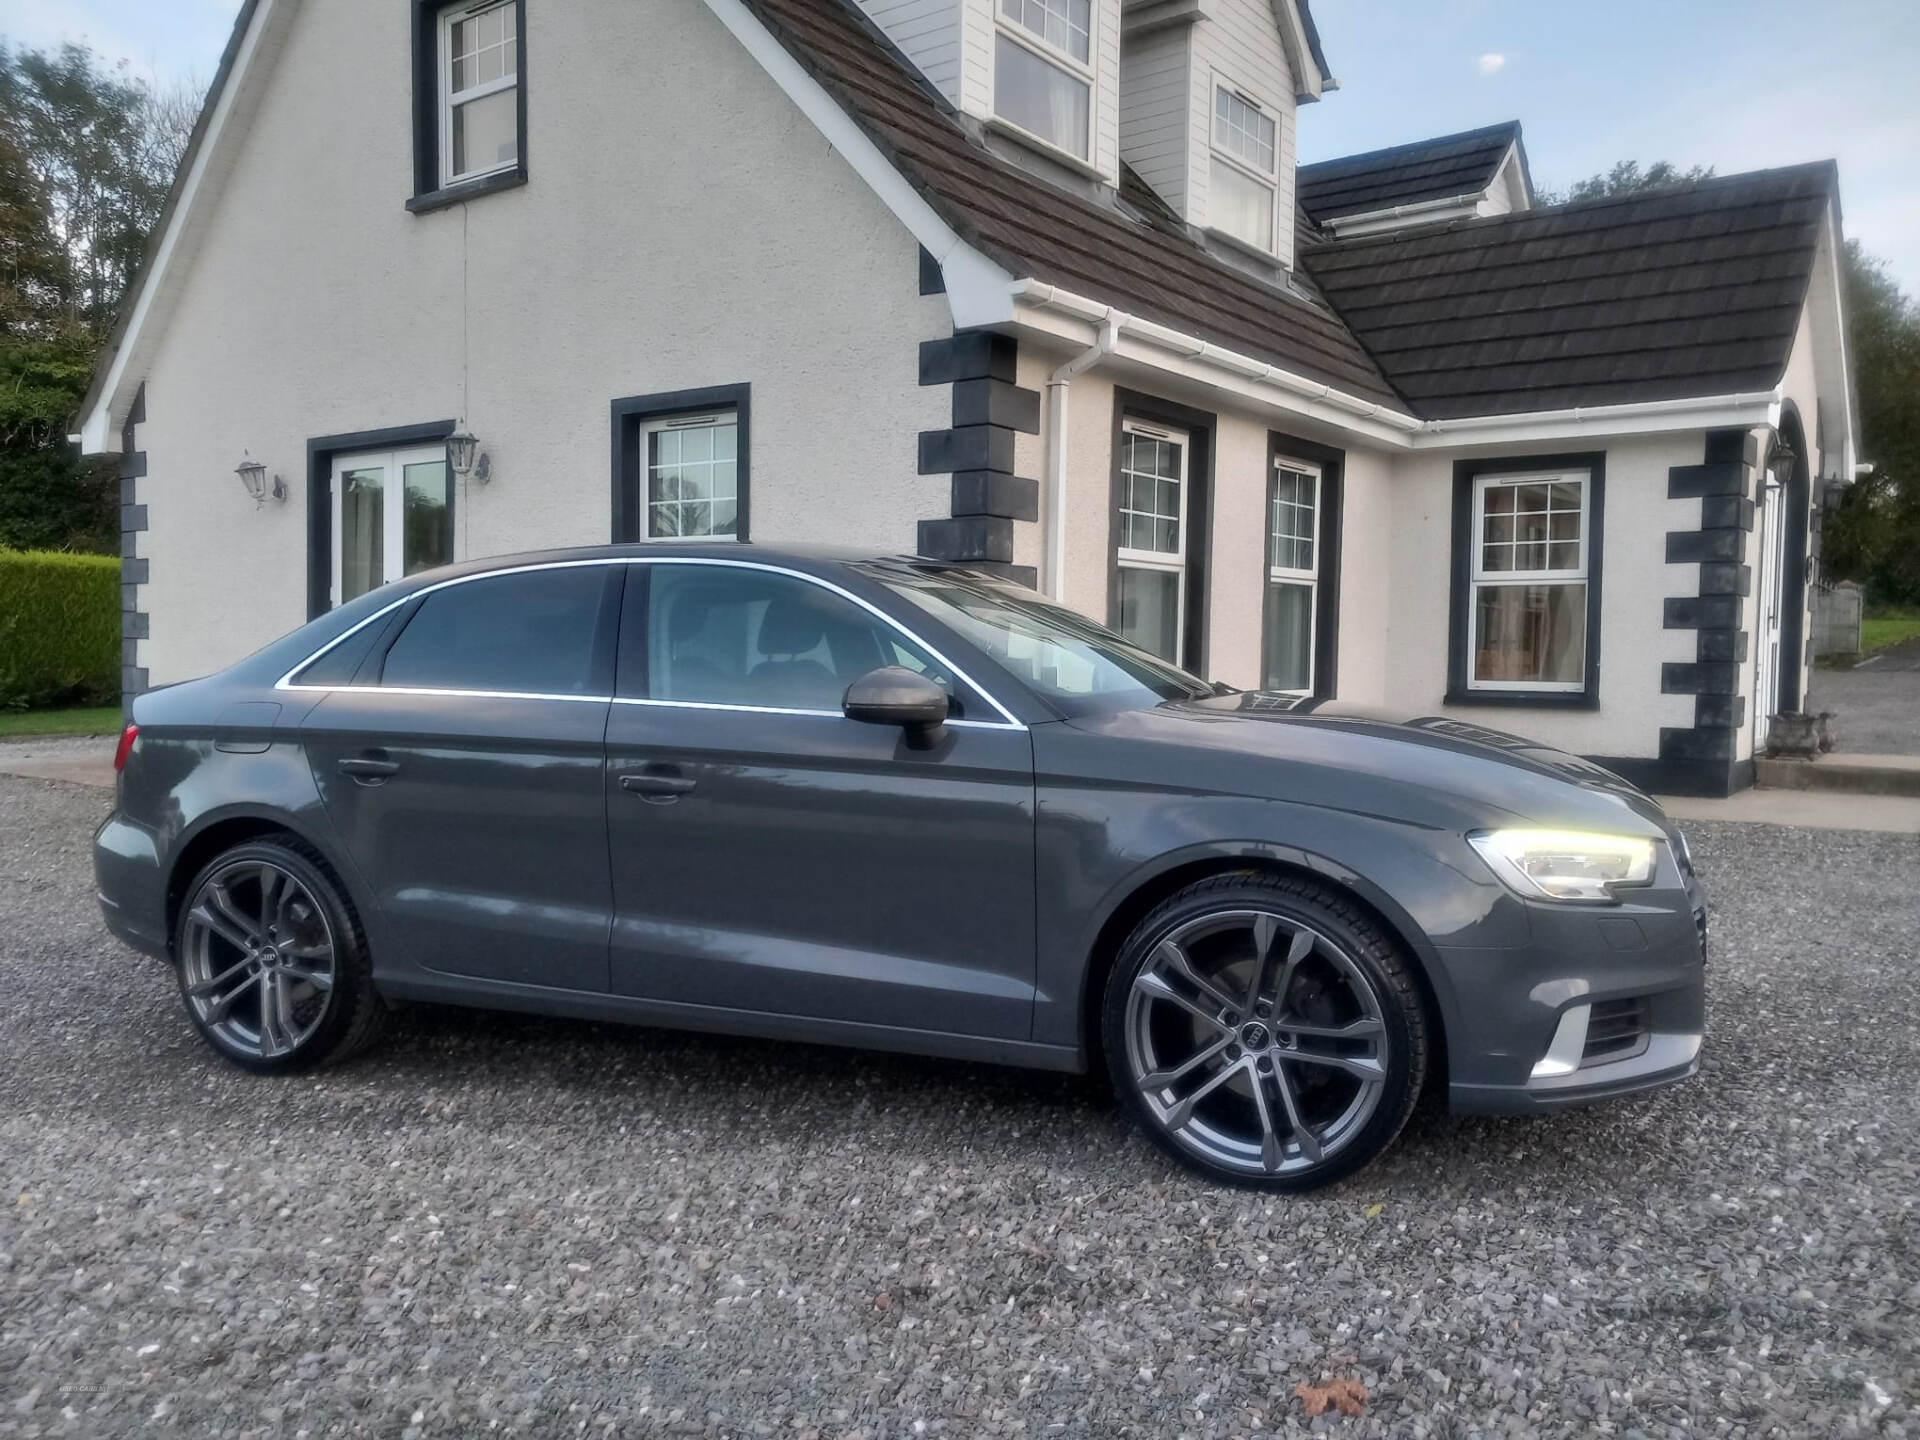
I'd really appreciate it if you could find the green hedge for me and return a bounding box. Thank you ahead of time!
[0,550,122,710]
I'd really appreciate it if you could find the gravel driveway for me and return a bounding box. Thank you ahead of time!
[3,775,1916,1437]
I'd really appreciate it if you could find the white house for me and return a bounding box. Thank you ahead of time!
[74,0,1857,796]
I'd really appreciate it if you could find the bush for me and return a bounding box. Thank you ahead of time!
[0,549,121,710]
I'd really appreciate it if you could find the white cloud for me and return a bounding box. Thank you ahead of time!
[1477,53,1507,77]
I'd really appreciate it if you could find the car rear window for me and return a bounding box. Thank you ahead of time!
[378,567,614,696]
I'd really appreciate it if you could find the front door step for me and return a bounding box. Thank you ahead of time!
[1755,753,1920,797]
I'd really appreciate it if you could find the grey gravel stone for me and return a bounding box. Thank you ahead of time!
[2,773,1916,1436]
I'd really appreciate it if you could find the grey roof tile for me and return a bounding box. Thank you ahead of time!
[1297,123,1522,224]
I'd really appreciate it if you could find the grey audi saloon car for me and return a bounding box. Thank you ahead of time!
[95,545,1706,1189]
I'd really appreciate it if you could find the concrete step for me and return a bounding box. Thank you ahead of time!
[1755,752,1920,797]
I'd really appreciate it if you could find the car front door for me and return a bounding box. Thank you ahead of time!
[604,559,1037,1039]
[301,562,624,992]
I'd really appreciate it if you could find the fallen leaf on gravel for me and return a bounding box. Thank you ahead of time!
[872,1293,892,1310]
[1294,1379,1368,1418]
[1364,1204,1384,1218]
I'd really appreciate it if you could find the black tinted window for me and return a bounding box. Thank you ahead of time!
[380,567,611,695]
[645,565,954,713]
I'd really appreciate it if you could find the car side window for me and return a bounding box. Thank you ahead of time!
[641,565,959,714]
[378,567,615,696]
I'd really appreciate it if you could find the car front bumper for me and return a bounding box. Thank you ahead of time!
[1440,881,1707,1115]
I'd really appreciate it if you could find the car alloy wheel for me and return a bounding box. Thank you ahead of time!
[181,856,337,1060]
[1106,874,1425,1189]
[173,837,389,1073]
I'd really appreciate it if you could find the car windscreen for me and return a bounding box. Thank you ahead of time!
[857,563,1213,717]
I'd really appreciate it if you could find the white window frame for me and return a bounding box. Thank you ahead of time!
[1467,469,1591,694]
[991,0,1097,163]
[438,0,520,189]
[329,444,454,608]
[1208,80,1279,254]
[1264,457,1319,695]
[639,409,741,543]
[1115,418,1188,658]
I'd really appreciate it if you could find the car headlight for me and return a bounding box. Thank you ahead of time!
[1467,828,1658,903]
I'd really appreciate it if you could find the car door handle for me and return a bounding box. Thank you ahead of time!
[337,755,401,783]
[619,771,696,801]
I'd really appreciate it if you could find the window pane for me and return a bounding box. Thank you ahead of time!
[993,34,1090,156]
[402,460,452,577]
[648,565,949,712]
[381,568,609,695]
[1483,486,1514,515]
[1210,159,1274,251]
[1263,581,1313,692]
[1474,583,1586,686]
[1214,88,1276,172]
[1118,429,1183,556]
[1483,513,1513,545]
[1270,468,1316,572]
[339,465,385,603]
[999,0,1090,62]
[647,415,739,538]
[1116,566,1180,662]
[1549,510,1580,541]
[452,87,517,177]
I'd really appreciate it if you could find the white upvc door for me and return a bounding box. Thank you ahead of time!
[330,446,454,608]
[1752,478,1786,751]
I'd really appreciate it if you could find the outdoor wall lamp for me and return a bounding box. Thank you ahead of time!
[446,425,491,484]
[235,452,285,506]
[1767,436,1797,488]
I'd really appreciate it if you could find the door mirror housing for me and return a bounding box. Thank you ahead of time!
[843,666,950,730]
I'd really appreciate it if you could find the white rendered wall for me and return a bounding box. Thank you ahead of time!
[135,0,952,684]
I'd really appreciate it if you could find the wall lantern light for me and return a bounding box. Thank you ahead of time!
[235,452,285,506]
[447,424,492,484]
[1767,436,1797,489]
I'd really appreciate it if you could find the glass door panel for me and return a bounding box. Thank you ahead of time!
[337,464,386,604]
[403,457,453,576]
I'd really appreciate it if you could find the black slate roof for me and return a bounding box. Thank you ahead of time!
[1302,163,1837,419]
[1297,123,1523,225]
[739,0,1406,408]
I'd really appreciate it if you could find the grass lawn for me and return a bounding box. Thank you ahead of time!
[1862,608,1920,654]
[0,706,125,739]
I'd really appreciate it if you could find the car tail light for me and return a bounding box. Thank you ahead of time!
[113,723,139,773]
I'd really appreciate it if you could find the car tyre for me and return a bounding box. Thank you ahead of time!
[1102,870,1426,1190]
[173,836,388,1073]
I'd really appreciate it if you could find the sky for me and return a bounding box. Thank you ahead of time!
[4,0,1919,291]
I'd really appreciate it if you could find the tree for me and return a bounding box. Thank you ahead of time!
[1822,243,1920,604]
[0,43,200,554]
[1537,159,1716,206]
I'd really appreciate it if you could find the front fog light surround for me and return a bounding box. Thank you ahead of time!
[1468,828,1658,903]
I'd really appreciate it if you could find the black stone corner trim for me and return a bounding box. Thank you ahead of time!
[1656,426,1761,796]
[917,516,1014,565]
[951,471,1039,522]
[918,246,945,296]
[919,332,1018,387]
[916,329,1038,576]
[120,382,150,710]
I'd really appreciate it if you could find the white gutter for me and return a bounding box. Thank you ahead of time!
[1013,280,1424,446]
[1418,390,1783,449]
[1322,191,1483,237]
[1044,312,1122,597]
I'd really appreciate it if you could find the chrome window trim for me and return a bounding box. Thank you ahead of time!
[273,555,1028,730]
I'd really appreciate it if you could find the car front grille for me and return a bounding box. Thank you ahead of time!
[1580,998,1650,1067]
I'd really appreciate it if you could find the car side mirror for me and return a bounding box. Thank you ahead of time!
[843,666,950,731]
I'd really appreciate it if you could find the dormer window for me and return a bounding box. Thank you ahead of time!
[1210,84,1277,253]
[994,0,1093,160]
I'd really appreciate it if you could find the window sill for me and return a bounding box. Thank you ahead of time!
[1444,688,1598,711]
[1203,226,1286,267]
[408,166,528,215]
[981,117,1108,182]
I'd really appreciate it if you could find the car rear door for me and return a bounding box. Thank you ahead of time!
[604,559,1037,1039]
[300,562,624,992]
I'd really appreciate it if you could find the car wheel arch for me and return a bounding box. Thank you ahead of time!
[163,809,369,958]
[1074,845,1453,1089]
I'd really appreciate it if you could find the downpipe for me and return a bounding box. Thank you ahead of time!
[1045,312,1123,599]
